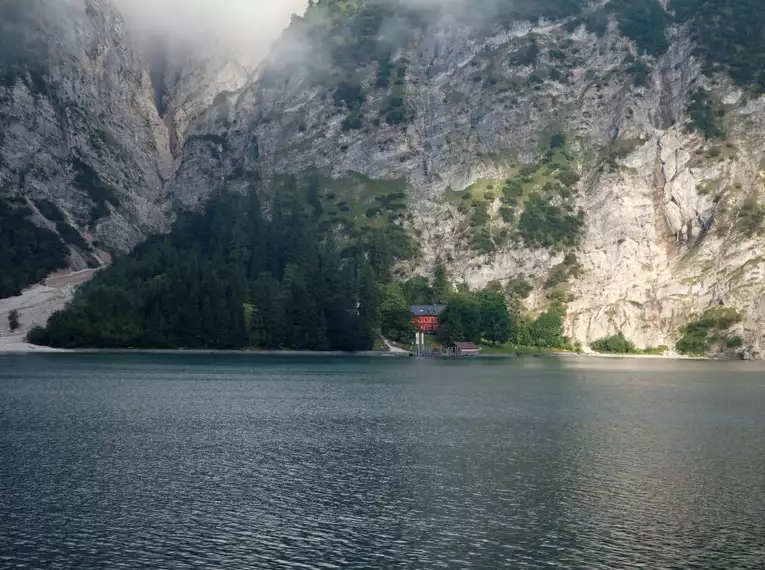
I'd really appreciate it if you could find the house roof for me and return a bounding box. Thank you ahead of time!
[453,341,481,350]
[410,305,446,316]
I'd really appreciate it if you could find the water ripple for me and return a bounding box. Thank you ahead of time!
[1,354,764,568]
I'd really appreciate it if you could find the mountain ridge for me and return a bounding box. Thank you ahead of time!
[3,0,765,356]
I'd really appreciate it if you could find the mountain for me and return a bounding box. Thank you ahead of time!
[3,0,765,356]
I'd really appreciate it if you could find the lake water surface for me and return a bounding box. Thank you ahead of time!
[1,354,764,568]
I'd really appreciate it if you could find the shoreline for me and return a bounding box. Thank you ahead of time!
[0,343,715,360]
[0,344,408,357]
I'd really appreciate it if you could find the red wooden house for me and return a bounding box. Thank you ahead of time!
[410,305,446,333]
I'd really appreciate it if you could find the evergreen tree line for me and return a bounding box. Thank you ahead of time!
[29,189,405,351]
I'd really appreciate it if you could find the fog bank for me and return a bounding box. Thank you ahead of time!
[114,0,307,63]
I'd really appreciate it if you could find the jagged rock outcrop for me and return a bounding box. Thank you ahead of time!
[0,0,171,254]
[0,0,251,256]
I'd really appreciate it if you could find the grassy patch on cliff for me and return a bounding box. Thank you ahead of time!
[271,172,417,262]
[513,135,585,251]
[445,133,585,255]
[685,90,727,140]
[308,172,408,228]
[734,198,765,237]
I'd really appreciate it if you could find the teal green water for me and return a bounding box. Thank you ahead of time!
[1,354,764,568]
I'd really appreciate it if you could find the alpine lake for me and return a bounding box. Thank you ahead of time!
[1,353,764,568]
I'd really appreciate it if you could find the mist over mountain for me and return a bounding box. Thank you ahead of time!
[114,0,307,64]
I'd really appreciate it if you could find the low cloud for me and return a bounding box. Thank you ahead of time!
[113,0,307,64]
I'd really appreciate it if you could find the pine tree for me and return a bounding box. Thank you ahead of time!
[479,292,511,345]
[8,309,20,332]
[432,264,449,303]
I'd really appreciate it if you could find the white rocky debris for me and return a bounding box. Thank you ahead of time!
[0,270,96,350]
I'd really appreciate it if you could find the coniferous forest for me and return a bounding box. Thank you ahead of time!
[29,187,407,351]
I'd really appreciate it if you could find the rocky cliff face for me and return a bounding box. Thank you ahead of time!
[4,0,765,356]
[174,3,765,356]
[0,0,249,259]
[0,0,168,259]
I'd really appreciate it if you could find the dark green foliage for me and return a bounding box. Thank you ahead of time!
[726,335,743,348]
[499,205,514,223]
[735,198,765,237]
[671,0,765,92]
[30,190,393,351]
[609,0,669,56]
[431,264,450,304]
[34,199,65,222]
[0,197,69,298]
[509,313,534,347]
[583,1,669,56]
[528,74,544,85]
[334,80,367,130]
[583,7,609,35]
[436,286,566,348]
[528,309,567,348]
[402,275,432,305]
[548,68,566,83]
[360,223,417,281]
[376,53,393,88]
[507,276,533,301]
[545,252,582,288]
[685,90,726,140]
[467,201,497,253]
[306,176,323,218]
[502,179,524,204]
[508,40,539,67]
[549,133,566,149]
[601,138,642,168]
[333,80,366,110]
[322,0,398,73]
[71,158,120,225]
[55,222,89,251]
[675,330,707,355]
[556,168,581,187]
[591,332,636,353]
[382,93,413,125]
[505,307,568,349]
[518,193,585,249]
[625,58,651,87]
[505,309,568,349]
[469,201,488,225]
[470,227,495,254]
[379,283,414,343]
[438,292,482,344]
[495,0,584,22]
[8,309,20,332]
[341,111,363,131]
[479,291,511,345]
[676,307,743,355]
